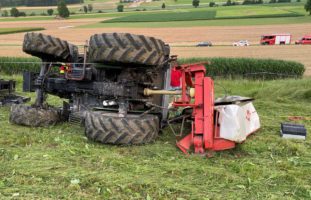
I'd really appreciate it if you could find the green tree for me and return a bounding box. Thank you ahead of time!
[10,7,19,17]
[117,5,124,12]
[47,9,54,16]
[87,4,93,12]
[162,3,165,9]
[19,11,26,16]
[83,5,88,13]
[57,0,70,18]
[2,10,9,17]
[209,1,215,6]
[305,0,311,15]
[226,0,232,5]
[192,0,200,7]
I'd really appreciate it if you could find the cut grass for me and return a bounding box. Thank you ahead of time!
[0,27,45,35]
[0,74,310,199]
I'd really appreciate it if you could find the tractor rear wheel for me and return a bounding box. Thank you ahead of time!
[85,112,159,145]
[88,33,168,67]
[10,104,61,127]
[23,32,78,62]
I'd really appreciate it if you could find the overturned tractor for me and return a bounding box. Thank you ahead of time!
[10,32,260,154]
[11,32,170,145]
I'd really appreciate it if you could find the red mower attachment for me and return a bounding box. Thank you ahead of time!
[172,63,260,155]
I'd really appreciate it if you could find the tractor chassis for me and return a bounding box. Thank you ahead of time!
[0,79,30,106]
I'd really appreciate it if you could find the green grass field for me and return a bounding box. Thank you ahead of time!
[0,2,309,26]
[0,0,114,15]
[0,28,44,35]
[104,10,217,23]
[82,16,311,28]
[89,4,309,27]
[139,0,306,9]
[102,10,303,24]
[0,9,172,22]
[0,74,310,199]
[141,0,227,7]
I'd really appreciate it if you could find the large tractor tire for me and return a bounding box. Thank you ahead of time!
[88,33,169,67]
[85,112,159,145]
[10,104,61,127]
[23,32,78,62]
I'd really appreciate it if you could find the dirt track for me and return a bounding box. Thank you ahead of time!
[1,21,310,45]
[0,19,310,75]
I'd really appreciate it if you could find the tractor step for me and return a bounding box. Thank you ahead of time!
[70,69,84,79]
[69,113,85,126]
[67,68,92,80]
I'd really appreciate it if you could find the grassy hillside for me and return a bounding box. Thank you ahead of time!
[0,28,44,35]
[104,10,217,23]
[0,74,310,199]
[0,2,308,23]
[82,16,311,28]
[86,4,309,27]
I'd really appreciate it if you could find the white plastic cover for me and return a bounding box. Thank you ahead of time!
[275,35,291,44]
[215,102,260,143]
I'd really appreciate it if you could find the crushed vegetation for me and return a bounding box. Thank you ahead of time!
[0,74,310,199]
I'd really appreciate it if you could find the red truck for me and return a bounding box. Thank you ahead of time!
[260,34,291,45]
[295,35,311,45]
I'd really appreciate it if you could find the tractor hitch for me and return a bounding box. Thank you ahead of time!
[173,63,260,155]
[145,63,261,155]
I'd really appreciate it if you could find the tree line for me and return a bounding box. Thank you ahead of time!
[0,0,83,7]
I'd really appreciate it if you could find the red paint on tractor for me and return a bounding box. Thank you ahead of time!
[173,63,251,154]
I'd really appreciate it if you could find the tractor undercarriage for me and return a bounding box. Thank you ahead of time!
[9,32,260,154]
[0,79,30,106]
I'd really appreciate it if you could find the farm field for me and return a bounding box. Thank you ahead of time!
[82,16,311,27]
[0,2,307,22]
[0,0,118,15]
[1,45,310,75]
[0,21,310,74]
[0,75,310,199]
[1,22,310,46]
[103,3,304,23]
[0,1,311,199]
[0,28,44,35]
[173,46,311,75]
